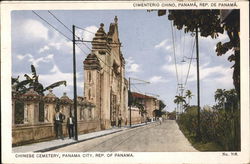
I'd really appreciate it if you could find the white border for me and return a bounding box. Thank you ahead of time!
[1,1,249,164]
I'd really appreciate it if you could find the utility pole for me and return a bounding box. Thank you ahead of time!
[129,77,132,127]
[178,83,184,113]
[72,25,78,141]
[195,26,201,140]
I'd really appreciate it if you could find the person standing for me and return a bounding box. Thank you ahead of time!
[67,114,75,139]
[118,114,122,128]
[54,110,65,140]
[159,117,162,125]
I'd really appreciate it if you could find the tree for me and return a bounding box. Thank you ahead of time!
[12,64,67,96]
[159,100,166,110]
[157,10,240,99]
[185,90,193,105]
[174,95,186,113]
[214,88,238,112]
[214,88,226,109]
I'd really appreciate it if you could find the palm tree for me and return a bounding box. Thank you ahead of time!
[12,65,67,95]
[185,90,193,105]
[214,89,226,109]
[224,89,238,112]
[174,95,186,114]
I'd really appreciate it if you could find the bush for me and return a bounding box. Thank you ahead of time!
[177,106,240,151]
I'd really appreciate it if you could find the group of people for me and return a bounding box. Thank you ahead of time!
[54,110,75,140]
[54,111,125,140]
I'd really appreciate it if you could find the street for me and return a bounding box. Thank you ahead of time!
[51,120,197,152]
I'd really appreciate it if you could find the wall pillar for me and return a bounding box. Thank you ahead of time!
[60,92,73,120]
[21,89,41,125]
[44,90,58,123]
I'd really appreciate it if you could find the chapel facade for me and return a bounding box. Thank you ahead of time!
[83,16,129,129]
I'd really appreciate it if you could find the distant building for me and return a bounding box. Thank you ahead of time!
[131,92,160,120]
[83,16,128,129]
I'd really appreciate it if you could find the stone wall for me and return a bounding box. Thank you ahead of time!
[12,89,99,146]
[129,107,142,125]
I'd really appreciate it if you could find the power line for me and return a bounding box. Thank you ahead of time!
[33,11,89,56]
[33,10,128,86]
[47,11,97,53]
[75,25,96,35]
[75,43,88,55]
[184,37,196,88]
[48,10,73,34]
[43,11,114,72]
[131,84,142,93]
[170,21,179,90]
[32,11,72,41]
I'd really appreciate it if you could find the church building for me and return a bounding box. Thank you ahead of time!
[83,16,128,129]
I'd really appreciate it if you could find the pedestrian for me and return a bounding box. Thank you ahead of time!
[54,110,65,140]
[118,114,122,128]
[159,117,162,125]
[67,114,75,139]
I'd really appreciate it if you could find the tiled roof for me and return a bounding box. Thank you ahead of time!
[131,92,155,99]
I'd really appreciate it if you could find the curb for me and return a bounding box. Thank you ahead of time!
[34,129,123,152]
[32,122,157,152]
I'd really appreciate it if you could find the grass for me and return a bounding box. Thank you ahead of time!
[178,125,224,151]
[192,142,224,151]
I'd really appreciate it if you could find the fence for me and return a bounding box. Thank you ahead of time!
[12,89,99,146]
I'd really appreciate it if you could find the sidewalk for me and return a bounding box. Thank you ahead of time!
[12,122,154,153]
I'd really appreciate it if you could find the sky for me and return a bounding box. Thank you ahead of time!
[11,10,234,112]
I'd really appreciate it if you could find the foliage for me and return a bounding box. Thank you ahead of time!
[177,88,240,151]
[185,90,193,105]
[214,88,238,112]
[12,65,67,96]
[158,10,240,98]
[12,65,67,124]
[168,10,223,38]
[174,95,186,105]
[167,111,176,120]
[159,100,166,111]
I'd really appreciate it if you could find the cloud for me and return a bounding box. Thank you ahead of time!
[16,53,54,67]
[16,53,33,60]
[38,45,50,53]
[155,39,169,49]
[126,57,140,73]
[149,76,168,84]
[83,26,98,41]
[21,19,49,40]
[154,39,174,53]
[48,32,83,55]
[75,25,98,41]
[165,55,172,62]
[40,64,79,87]
[161,62,233,87]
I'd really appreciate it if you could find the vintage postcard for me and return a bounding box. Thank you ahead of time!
[1,1,249,164]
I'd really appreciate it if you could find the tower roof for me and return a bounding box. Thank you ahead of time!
[92,23,111,55]
[83,53,101,70]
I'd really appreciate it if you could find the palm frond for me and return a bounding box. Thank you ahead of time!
[16,79,31,88]
[43,81,67,91]
[31,65,37,79]
[12,76,19,85]
[24,74,32,81]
